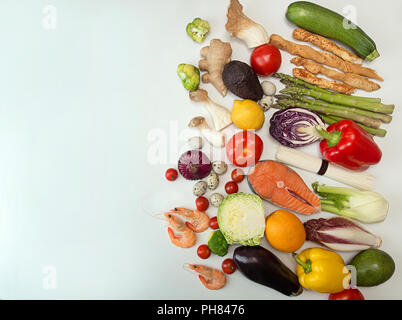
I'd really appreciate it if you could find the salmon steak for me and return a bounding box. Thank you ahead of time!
[248,161,321,215]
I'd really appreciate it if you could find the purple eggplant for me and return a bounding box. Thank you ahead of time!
[233,246,302,297]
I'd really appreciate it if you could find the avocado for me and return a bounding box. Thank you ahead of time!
[349,249,395,287]
[222,61,263,101]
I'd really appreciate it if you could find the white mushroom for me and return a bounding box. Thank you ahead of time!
[261,81,277,96]
[212,161,228,175]
[188,136,203,150]
[193,181,208,197]
[206,172,219,190]
[188,117,225,148]
[189,89,232,131]
[258,95,274,112]
[210,193,224,207]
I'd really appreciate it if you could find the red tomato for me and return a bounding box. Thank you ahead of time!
[165,168,178,181]
[197,245,211,259]
[209,216,219,230]
[226,131,263,167]
[225,181,238,194]
[231,169,245,183]
[250,43,282,76]
[329,288,365,300]
[195,196,209,211]
[222,259,237,274]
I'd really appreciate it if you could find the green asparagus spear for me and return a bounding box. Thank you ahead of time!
[273,103,387,137]
[295,96,392,123]
[274,73,382,103]
[280,86,394,114]
[320,115,387,138]
[274,74,330,94]
[276,98,382,129]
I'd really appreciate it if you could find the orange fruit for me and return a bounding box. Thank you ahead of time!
[265,210,306,253]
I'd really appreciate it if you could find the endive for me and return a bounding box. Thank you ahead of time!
[304,217,382,251]
[313,183,389,224]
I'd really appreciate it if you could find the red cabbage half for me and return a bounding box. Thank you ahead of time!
[178,150,212,180]
[269,108,325,148]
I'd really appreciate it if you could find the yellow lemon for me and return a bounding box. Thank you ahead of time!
[231,100,265,130]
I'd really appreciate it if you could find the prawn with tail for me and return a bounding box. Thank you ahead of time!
[183,264,226,290]
[164,213,196,249]
[169,207,210,233]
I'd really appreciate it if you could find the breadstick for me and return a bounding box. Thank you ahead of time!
[293,68,356,94]
[293,29,363,64]
[270,34,383,81]
[291,57,381,92]
[275,145,374,191]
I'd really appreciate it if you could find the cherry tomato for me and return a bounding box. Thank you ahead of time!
[226,131,263,167]
[222,259,237,274]
[225,181,239,194]
[197,244,211,259]
[165,168,178,181]
[209,216,219,230]
[231,169,245,183]
[195,196,209,211]
[250,43,282,76]
[329,288,365,300]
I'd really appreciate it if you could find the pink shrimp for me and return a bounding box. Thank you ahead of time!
[164,212,196,248]
[183,264,226,290]
[169,207,210,233]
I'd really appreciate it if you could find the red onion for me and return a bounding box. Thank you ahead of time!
[178,150,212,180]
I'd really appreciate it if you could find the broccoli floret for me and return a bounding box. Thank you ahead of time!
[177,64,200,91]
[186,18,210,43]
[208,230,229,257]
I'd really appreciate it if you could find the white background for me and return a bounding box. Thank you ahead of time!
[0,0,401,300]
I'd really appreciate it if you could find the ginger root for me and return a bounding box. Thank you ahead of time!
[199,39,232,97]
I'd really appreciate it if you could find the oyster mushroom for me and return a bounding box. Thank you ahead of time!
[189,89,232,131]
[188,117,225,148]
[225,0,269,48]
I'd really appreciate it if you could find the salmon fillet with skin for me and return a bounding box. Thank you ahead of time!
[248,161,321,215]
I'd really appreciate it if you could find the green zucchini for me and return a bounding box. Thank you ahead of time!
[286,1,379,61]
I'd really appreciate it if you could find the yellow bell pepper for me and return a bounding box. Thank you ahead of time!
[293,248,351,294]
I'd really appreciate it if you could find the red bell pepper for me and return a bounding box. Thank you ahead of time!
[317,120,382,172]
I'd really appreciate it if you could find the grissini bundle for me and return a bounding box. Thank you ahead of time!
[275,145,374,191]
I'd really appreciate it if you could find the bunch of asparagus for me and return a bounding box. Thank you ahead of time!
[273,73,394,137]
